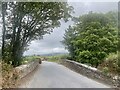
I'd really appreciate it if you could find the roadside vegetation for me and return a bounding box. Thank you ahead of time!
[62,11,119,75]
[47,56,60,63]
[98,53,119,75]
[22,56,41,64]
[47,54,68,63]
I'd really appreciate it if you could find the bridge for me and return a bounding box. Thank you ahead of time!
[19,61,111,88]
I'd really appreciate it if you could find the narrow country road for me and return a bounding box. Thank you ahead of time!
[20,61,111,88]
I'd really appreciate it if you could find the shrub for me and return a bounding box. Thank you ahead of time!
[78,51,107,67]
[22,56,41,64]
[98,53,119,75]
[78,50,91,63]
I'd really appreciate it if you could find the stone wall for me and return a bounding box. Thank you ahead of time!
[60,59,120,89]
[15,59,39,79]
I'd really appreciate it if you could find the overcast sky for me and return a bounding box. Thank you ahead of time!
[9,1,115,55]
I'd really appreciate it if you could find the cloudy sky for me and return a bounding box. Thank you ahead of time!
[24,1,118,55]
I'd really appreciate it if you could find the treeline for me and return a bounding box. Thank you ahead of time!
[62,11,119,69]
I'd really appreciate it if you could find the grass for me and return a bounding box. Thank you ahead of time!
[22,56,41,64]
[47,56,60,63]
[46,54,69,63]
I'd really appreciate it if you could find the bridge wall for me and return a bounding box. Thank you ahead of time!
[15,59,40,79]
[60,59,120,89]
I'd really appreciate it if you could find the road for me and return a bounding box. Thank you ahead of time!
[20,61,111,88]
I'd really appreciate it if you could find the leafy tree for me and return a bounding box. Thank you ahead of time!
[118,10,120,73]
[105,11,118,27]
[63,12,118,67]
[2,2,73,67]
[62,25,78,60]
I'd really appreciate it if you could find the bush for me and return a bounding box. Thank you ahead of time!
[47,56,59,63]
[78,51,107,67]
[78,50,91,63]
[98,53,119,75]
[22,56,41,64]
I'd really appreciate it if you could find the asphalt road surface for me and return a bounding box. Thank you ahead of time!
[20,61,111,88]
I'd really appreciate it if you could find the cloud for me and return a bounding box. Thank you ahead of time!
[53,47,68,53]
[69,2,118,17]
[24,21,72,55]
[24,43,68,55]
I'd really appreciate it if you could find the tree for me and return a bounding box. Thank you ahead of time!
[118,6,120,73]
[2,2,73,67]
[62,25,78,60]
[63,12,118,67]
[1,2,7,60]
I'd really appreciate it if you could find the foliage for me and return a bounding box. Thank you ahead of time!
[62,11,118,68]
[118,52,120,75]
[47,56,60,63]
[62,25,78,60]
[22,55,41,64]
[47,54,69,63]
[98,53,119,75]
[1,2,73,67]
[118,11,120,70]
[0,49,1,58]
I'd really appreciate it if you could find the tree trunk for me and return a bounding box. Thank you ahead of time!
[11,13,23,67]
[1,2,7,60]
